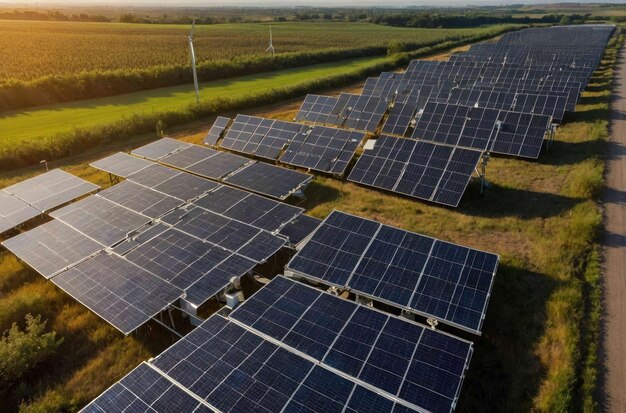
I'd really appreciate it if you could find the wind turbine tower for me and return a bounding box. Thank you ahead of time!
[188,18,200,105]
[266,26,275,58]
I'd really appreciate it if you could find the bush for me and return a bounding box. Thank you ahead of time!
[0,314,63,388]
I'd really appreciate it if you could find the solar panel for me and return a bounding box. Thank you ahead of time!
[223,162,312,200]
[295,94,338,124]
[193,185,303,232]
[50,196,151,247]
[51,252,184,334]
[151,172,219,202]
[278,215,322,245]
[253,120,308,160]
[97,181,183,219]
[221,115,271,153]
[3,169,99,213]
[489,110,552,159]
[204,116,231,146]
[231,276,474,413]
[80,363,213,413]
[2,220,103,279]
[279,126,364,175]
[339,94,388,132]
[348,136,481,208]
[186,151,250,180]
[111,222,170,256]
[0,190,40,233]
[89,152,153,178]
[160,145,220,169]
[286,210,499,334]
[150,314,419,413]
[127,164,181,188]
[123,227,255,306]
[382,102,418,137]
[162,207,285,263]
[131,138,191,161]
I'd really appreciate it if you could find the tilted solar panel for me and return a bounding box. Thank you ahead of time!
[220,115,271,153]
[89,152,153,178]
[278,214,322,245]
[295,94,339,124]
[0,190,40,234]
[186,151,250,180]
[131,138,191,161]
[160,145,220,170]
[204,116,231,146]
[52,252,184,334]
[286,210,499,334]
[97,181,183,219]
[223,162,312,200]
[382,102,419,137]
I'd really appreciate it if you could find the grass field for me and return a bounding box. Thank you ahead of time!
[0,20,491,82]
[0,31,619,411]
[0,55,388,148]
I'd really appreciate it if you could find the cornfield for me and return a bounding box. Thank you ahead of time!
[0,20,493,82]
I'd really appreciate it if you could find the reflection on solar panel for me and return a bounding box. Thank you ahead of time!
[186,151,250,180]
[278,215,322,245]
[160,145,220,169]
[382,102,418,136]
[3,169,99,212]
[150,314,419,413]
[124,227,255,306]
[223,162,312,200]
[204,116,231,146]
[193,185,303,232]
[81,363,213,413]
[131,137,191,161]
[50,196,151,247]
[52,252,183,334]
[232,276,474,413]
[286,210,499,334]
[162,207,286,263]
[2,220,103,279]
[280,126,364,175]
[295,94,338,124]
[98,181,183,218]
[348,136,481,207]
[90,152,153,178]
[0,191,40,234]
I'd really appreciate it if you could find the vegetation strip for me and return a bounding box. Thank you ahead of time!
[0,25,519,172]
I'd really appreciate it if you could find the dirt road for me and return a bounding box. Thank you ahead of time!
[602,43,626,412]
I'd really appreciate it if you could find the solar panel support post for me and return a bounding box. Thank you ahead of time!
[479,152,490,196]
[400,309,416,322]
[107,173,119,187]
[426,317,439,330]
[546,123,557,152]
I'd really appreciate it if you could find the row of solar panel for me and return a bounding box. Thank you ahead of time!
[94,139,312,201]
[207,114,367,176]
[84,275,476,413]
[0,169,98,234]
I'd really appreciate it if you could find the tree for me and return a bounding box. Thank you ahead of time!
[0,314,63,388]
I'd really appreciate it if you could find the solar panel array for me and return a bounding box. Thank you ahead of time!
[127,139,312,200]
[349,136,482,207]
[204,116,231,146]
[84,276,475,413]
[0,169,99,233]
[286,210,499,334]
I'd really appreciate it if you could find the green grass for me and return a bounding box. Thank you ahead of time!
[0,56,388,150]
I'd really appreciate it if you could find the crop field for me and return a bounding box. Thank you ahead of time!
[0,21,493,82]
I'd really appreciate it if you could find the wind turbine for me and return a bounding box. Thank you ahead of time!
[266,26,275,58]
[188,18,200,106]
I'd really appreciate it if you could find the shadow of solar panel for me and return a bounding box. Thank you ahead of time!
[490,110,551,159]
[204,116,231,146]
[90,152,153,178]
[295,95,338,124]
[186,151,250,180]
[50,196,151,247]
[287,211,498,333]
[160,145,219,169]
[2,220,103,279]
[81,363,213,413]
[193,185,303,232]
[231,276,474,413]
[52,253,183,334]
[131,138,191,161]
[98,181,183,219]
[279,126,364,175]
[382,102,418,136]
[3,169,99,213]
[223,162,311,200]
[0,190,40,233]
[278,215,322,245]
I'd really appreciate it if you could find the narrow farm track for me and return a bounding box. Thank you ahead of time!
[601,41,626,413]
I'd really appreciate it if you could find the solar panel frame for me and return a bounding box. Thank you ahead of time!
[51,252,184,335]
[89,152,153,178]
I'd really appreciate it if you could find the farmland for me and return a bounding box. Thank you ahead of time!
[0,21,494,82]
